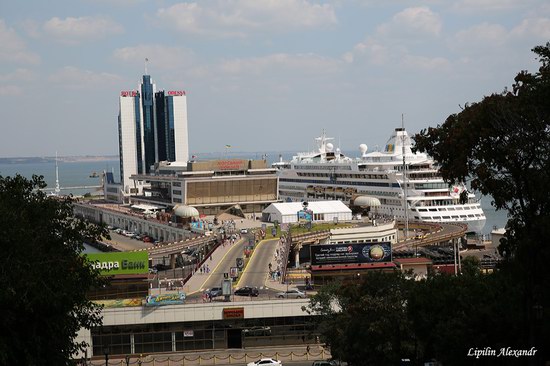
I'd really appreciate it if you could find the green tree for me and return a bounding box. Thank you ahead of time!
[414,43,550,362]
[305,271,414,365]
[0,175,107,365]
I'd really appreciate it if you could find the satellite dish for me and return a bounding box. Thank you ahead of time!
[359,144,368,155]
[326,143,334,151]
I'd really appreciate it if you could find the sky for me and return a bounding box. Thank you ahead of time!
[1,0,549,158]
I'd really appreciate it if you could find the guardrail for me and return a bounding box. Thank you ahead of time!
[86,348,331,366]
[394,222,468,250]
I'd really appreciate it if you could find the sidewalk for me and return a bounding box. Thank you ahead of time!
[185,237,245,295]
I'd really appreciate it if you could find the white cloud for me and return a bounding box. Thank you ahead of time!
[452,0,532,13]
[219,53,342,75]
[452,23,508,54]
[352,39,389,65]
[0,68,35,82]
[113,45,195,70]
[156,0,337,37]
[0,85,23,96]
[377,7,442,38]
[510,17,550,39]
[0,20,40,64]
[401,55,451,71]
[43,16,124,44]
[48,67,122,89]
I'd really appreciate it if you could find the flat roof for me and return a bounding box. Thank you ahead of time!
[394,257,433,265]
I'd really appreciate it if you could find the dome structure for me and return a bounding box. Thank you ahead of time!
[353,196,381,208]
[173,205,200,218]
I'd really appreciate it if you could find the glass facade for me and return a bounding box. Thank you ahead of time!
[154,91,167,162]
[141,75,155,174]
[92,316,318,356]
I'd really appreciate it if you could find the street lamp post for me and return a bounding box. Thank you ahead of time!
[103,346,109,366]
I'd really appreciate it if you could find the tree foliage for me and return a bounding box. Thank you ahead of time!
[0,175,107,365]
[413,43,550,363]
[306,272,414,365]
[308,44,550,366]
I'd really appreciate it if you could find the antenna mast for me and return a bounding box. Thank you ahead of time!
[401,114,409,239]
[145,58,149,75]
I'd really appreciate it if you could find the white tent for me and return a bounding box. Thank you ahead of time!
[262,200,352,224]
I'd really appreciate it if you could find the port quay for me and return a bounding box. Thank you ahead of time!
[73,198,473,363]
[64,72,500,363]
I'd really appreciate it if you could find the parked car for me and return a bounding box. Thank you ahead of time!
[234,286,259,297]
[240,228,248,234]
[276,289,306,299]
[143,235,153,243]
[153,263,170,272]
[242,326,271,336]
[312,361,337,366]
[208,287,223,298]
[247,358,281,366]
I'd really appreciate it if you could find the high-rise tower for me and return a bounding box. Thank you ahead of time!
[118,75,189,193]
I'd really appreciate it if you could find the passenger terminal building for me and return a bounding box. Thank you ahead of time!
[129,159,279,216]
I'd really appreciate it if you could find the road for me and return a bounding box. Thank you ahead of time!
[237,238,279,289]
[200,238,247,291]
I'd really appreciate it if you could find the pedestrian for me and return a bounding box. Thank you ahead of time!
[306,345,310,354]
[210,255,213,261]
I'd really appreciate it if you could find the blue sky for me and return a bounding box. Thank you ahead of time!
[1,0,549,158]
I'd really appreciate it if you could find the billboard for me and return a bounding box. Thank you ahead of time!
[297,209,313,223]
[84,251,149,275]
[310,242,392,265]
[145,293,186,307]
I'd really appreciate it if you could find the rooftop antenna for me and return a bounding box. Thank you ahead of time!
[54,151,61,196]
[145,58,149,75]
[401,114,409,241]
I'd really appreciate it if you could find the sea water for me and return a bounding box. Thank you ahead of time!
[0,157,508,234]
[0,160,120,197]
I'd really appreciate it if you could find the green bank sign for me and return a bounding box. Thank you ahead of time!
[84,252,149,275]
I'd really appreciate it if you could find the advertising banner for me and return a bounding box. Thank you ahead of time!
[310,242,392,265]
[94,298,143,308]
[84,251,149,275]
[297,209,313,223]
[145,292,186,307]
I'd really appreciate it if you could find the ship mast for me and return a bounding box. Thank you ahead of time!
[54,151,61,196]
[401,115,409,239]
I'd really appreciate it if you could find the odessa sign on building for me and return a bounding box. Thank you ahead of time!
[84,252,149,275]
[310,242,392,265]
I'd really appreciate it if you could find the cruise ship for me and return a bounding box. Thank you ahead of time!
[273,128,486,233]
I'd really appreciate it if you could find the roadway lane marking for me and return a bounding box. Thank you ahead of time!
[187,238,244,296]
[235,238,276,288]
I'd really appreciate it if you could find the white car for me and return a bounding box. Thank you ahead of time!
[247,358,282,366]
[276,289,306,299]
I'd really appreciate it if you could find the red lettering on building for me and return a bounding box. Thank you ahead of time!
[216,160,246,171]
[167,91,186,96]
[223,307,244,319]
[120,91,137,97]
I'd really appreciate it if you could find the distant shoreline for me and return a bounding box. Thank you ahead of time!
[0,156,119,164]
